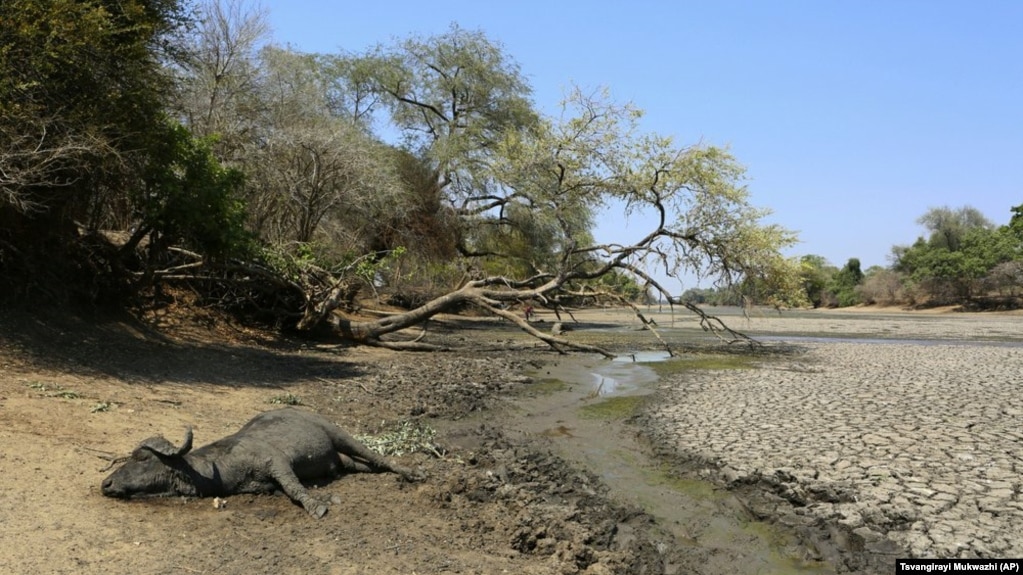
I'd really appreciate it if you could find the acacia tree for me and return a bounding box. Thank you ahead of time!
[298,81,800,353]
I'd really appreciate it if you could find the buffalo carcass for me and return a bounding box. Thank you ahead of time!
[101,408,417,517]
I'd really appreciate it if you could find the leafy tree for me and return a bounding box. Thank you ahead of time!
[916,205,993,252]
[1008,204,1023,243]
[204,25,800,351]
[127,121,249,260]
[358,25,591,272]
[363,23,538,180]
[4,10,801,354]
[828,258,864,307]
[294,81,801,352]
[1,0,185,212]
[798,254,837,308]
[893,206,1015,303]
[1,0,189,300]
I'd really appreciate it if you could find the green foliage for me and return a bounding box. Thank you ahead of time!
[798,255,837,308]
[586,270,648,302]
[733,255,809,309]
[680,287,738,306]
[267,393,302,406]
[259,243,318,283]
[1,0,186,216]
[139,121,250,258]
[893,206,1017,303]
[353,246,406,283]
[1,0,192,302]
[356,421,440,457]
[4,8,805,322]
[579,396,645,420]
[647,355,757,376]
[365,23,538,167]
[828,258,864,307]
[1008,204,1023,243]
[916,205,993,252]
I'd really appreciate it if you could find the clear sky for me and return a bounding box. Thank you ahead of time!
[258,0,1022,286]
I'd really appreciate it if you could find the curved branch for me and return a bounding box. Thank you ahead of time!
[562,286,674,357]
[677,300,761,347]
[475,300,615,358]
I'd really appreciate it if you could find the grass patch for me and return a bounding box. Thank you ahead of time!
[645,355,758,377]
[25,382,83,399]
[641,464,725,500]
[268,393,302,406]
[578,395,645,419]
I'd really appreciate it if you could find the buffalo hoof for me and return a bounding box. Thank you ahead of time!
[397,466,427,483]
[310,504,328,519]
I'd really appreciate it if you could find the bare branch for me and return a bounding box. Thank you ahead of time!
[474,301,615,359]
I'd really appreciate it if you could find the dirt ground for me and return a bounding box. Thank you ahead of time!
[0,308,693,575]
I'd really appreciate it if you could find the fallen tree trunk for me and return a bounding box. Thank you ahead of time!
[324,280,617,357]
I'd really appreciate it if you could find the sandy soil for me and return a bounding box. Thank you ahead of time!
[0,309,682,575]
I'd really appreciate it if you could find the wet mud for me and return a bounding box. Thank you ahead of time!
[509,353,837,575]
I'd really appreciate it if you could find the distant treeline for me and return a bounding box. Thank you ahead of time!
[683,205,1023,310]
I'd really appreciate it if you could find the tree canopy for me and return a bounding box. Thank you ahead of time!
[2,2,808,354]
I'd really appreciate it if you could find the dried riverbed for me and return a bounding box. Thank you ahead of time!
[619,307,1023,571]
[1,305,1018,574]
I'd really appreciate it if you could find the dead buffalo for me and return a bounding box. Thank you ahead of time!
[101,408,417,517]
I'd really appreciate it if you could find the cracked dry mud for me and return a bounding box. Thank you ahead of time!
[637,308,1023,572]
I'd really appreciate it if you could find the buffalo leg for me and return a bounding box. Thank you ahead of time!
[268,459,328,518]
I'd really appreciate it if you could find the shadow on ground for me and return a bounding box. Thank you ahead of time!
[0,309,364,387]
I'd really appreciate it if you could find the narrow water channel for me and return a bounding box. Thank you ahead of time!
[512,353,836,575]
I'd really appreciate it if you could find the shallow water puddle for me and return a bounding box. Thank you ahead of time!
[588,351,667,395]
[514,353,835,575]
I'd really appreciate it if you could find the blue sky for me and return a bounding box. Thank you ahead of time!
[259,0,1021,287]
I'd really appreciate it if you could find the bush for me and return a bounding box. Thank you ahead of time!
[984,260,1023,296]
[136,122,251,259]
[855,270,907,306]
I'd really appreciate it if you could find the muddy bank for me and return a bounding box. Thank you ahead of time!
[509,307,1023,572]
[511,353,838,575]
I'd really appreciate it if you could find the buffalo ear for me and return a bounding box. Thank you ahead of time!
[140,426,193,457]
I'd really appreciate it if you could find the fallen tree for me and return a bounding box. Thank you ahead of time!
[136,84,802,356]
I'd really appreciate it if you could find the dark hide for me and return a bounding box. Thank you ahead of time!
[101,408,416,517]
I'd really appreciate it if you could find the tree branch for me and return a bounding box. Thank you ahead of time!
[473,300,615,358]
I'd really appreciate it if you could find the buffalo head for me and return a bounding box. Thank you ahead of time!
[101,428,195,499]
